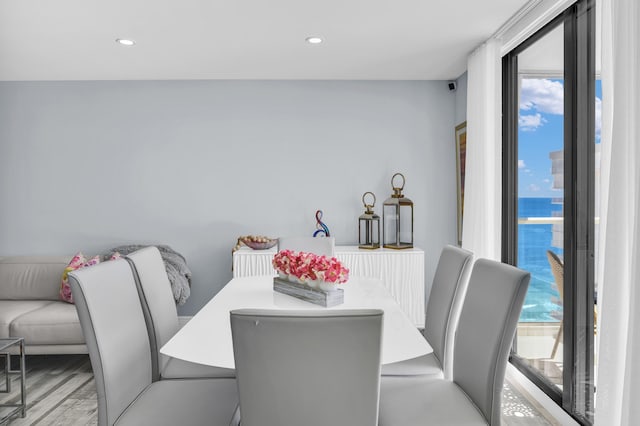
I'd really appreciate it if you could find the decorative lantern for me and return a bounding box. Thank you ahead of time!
[358,192,380,249]
[383,173,414,249]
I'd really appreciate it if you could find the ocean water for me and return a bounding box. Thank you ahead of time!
[518,197,563,322]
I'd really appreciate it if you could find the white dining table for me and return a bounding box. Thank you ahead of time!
[161,276,432,369]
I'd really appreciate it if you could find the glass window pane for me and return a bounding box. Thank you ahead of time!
[515,22,565,391]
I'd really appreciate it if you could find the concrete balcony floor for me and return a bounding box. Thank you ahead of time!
[516,322,564,388]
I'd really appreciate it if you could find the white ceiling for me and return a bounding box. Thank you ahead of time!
[0,0,530,81]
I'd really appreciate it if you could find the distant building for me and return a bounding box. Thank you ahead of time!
[549,144,601,251]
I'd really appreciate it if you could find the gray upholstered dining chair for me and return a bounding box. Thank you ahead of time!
[125,246,234,380]
[230,309,383,426]
[382,245,473,379]
[69,259,239,426]
[378,259,530,426]
[277,236,335,256]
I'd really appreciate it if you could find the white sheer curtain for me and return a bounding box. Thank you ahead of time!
[461,39,502,261]
[595,0,640,424]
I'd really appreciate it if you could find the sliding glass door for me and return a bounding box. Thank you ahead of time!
[513,22,566,389]
[502,0,596,423]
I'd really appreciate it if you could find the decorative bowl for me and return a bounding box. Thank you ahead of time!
[239,236,278,250]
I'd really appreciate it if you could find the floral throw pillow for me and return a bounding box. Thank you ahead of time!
[60,252,100,304]
[108,252,122,261]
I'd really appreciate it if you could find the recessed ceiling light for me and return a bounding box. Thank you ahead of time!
[305,36,323,45]
[116,38,135,46]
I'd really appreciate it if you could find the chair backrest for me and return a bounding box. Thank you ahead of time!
[231,309,383,426]
[546,250,564,301]
[277,236,335,257]
[69,259,153,426]
[125,246,180,381]
[423,245,473,379]
[452,259,530,425]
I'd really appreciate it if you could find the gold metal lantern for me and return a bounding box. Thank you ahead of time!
[358,192,380,249]
[383,173,414,249]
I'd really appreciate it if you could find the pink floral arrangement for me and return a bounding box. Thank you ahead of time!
[273,250,349,285]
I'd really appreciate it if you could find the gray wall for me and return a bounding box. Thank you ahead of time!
[454,72,468,126]
[0,80,457,315]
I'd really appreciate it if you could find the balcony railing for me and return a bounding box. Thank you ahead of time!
[518,217,600,224]
[518,217,563,225]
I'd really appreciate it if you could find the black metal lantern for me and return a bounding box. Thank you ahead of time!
[358,192,380,249]
[383,173,414,249]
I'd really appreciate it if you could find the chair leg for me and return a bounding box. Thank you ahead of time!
[230,404,241,426]
[551,321,563,359]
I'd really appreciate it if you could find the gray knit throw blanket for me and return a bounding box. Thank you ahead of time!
[103,245,192,305]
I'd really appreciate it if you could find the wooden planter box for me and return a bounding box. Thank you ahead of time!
[273,277,344,307]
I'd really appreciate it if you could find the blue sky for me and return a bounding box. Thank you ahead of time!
[518,78,602,197]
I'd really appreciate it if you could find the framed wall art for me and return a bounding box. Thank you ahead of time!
[455,121,467,245]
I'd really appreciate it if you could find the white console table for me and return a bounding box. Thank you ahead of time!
[232,246,425,328]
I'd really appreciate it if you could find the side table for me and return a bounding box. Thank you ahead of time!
[0,338,26,424]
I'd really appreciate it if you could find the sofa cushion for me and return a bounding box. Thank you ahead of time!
[0,256,72,300]
[0,300,51,338]
[10,301,85,345]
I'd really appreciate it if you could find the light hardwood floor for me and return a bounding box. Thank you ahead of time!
[1,355,557,425]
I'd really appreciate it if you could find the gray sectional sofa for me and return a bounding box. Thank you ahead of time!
[0,256,87,354]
